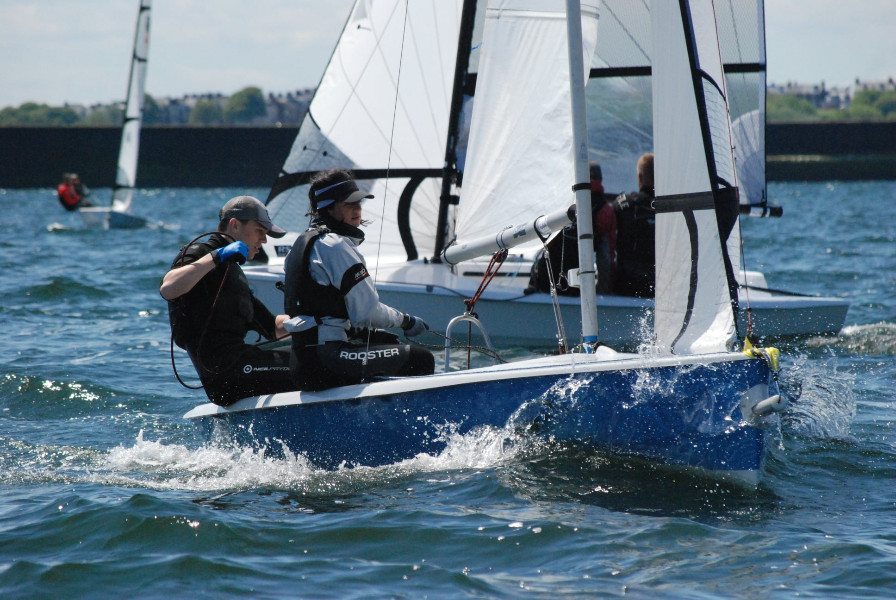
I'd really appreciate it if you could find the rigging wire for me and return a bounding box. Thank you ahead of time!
[540,243,571,355]
[363,0,412,377]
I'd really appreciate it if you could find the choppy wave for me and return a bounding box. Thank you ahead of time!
[0,422,524,498]
[19,277,111,302]
[810,322,896,355]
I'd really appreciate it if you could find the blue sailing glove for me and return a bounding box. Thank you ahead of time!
[401,314,429,338]
[211,241,248,265]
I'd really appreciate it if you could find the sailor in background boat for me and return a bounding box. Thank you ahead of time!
[160,196,296,406]
[612,152,656,298]
[56,173,92,211]
[283,169,435,391]
[525,161,617,295]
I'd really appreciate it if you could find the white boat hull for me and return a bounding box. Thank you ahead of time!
[78,206,148,230]
[246,241,848,351]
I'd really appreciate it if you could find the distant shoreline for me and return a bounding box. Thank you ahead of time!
[2,122,894,188]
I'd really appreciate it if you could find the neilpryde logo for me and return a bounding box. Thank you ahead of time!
[242,364,289,374]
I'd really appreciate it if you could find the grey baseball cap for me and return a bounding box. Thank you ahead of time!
[219,195,286,238]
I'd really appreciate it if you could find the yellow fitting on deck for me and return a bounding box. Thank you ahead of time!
[744,345,780,372]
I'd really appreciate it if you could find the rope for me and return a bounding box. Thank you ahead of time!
[358,1,413,382]
[464,249,508,315]
[406,328,506,365]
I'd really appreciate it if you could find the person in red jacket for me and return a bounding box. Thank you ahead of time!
[56,173,91,211]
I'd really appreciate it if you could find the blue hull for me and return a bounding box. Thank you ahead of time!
[186,353,775,483]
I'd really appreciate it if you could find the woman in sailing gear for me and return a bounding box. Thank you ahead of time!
[283,169,435,391]
[160,195,295,406]
[612,153,656,298]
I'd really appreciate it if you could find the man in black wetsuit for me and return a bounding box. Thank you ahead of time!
[613,153,656,298]
[160,195,295,406]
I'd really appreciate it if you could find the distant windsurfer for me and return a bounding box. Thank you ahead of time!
[56,173,92,211]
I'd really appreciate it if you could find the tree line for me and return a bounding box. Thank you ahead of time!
[767,89,896,122]
[0,87,268,127]
[3,86,896,127]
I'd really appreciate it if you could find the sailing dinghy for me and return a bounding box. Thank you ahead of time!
[79,0,151,230]
[244,0,847,351]
[186,0,785,486]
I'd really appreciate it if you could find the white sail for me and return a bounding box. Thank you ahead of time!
[732,108,764,207]
[266,0,466,261]
[651,0,739,355]
[187,0,783,488]
[453,0,600,244]
[588,1,764,198]
[112,0,152,214]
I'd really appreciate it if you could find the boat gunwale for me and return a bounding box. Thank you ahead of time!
[184,349,762,418]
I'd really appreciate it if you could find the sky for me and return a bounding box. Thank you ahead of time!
[1,0,894,110]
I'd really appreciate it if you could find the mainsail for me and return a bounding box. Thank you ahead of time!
[265,1,766,259]
[112,0,152,215]
[453,0,600,244]
[651,0,740,355]
[265,1,468,261]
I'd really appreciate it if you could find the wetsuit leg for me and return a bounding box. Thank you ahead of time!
[297,341,434,390]
[203,345,295,406]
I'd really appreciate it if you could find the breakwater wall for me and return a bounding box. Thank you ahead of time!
[2,122,894,188]
[2,127,298,189]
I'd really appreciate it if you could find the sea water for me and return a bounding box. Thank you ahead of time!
[1,181,895,599]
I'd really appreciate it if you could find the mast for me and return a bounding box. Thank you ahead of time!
[565,0,599,347]
[432,0,478,263]
[112,0,152,213]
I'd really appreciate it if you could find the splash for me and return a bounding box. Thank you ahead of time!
[508,374,592,434]
[395,423,520,471]
[634,308,657,354]
[92,425,528,494]
[99,431,319,491]
[780,352,856,440]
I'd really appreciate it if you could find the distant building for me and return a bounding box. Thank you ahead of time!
[63,103,90,119]
[854,77,896,93]
[155,97,192,124]
[769,76,896,111]
[768,81,848,109]
[266,89,314,126]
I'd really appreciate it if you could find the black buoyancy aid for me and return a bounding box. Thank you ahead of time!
[283,227,350,322]
[613,188,656,298]
[613,189,656,264]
